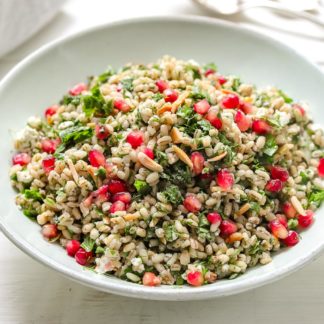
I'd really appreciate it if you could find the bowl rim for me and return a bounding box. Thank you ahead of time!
[1,15,324,300]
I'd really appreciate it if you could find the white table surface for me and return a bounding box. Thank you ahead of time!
[1,1,324,323]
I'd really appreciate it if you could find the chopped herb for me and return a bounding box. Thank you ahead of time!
[247,240,264,255]
[81,236,95,252]
[10,174,18,181]
[185,65,201,80]
[189,91,206,101]
[60,95,82,106]
[278,89,293,103]
[288,218,298,230]
[197,213,211,241]
[162,185,183,205]
[231,77,241,92]
[134,179,151,196]
[95,246,106,254]
[263,135,278,157]
[152,93,164,101]
[44,197,56,208]
[24,189,43,202]
[308,188,324,208]
[83,86,113,117]
[164,224,178,242]
[121,78,134,92]
[300,171,309,184]
[97,66,114,85]
[203,62,217,72]
[161,162,192,188]
[96,167,107,179]
[249,202,260,213]
[23,209,37,220]
[266,116,282,129]
[154,150,168,168]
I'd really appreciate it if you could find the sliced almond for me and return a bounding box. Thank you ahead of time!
[157,104,172,115]
[290,196,306,216]
[170,127,183,143]
[123,213,140,221]
[226,232,243,243]
[172,145,193,169]
[236,203,250,216]
[207,151,227,162]
[171,90,190,113]
[137,152,163,173]
[66,159,79,183]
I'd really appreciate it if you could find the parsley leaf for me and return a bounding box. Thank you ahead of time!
[278,89,293,103]
[121,78,134,92]
[24,189,43,202]
[134,179,151,196]
[83,86,113,117]
[203,62,217,72]
[60,95,82,106]
[161,185,183,205]
[22,209,38,220]
[97,66,114,85]
[185,65,201,80]
[164,224,179,242]
[81,237,96,252]
[263,135,278,157]
[308,188,324,208]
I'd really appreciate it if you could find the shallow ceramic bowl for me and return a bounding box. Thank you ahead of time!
[0,16,323,301]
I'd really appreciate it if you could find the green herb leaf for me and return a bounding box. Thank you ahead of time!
[161,185,183,205]
[278,89,293,103]
[164,225,179,242]
[152,93,164,101]
[60,95,82,106]
[134,179,151,196]
[24,189,43,202]
[288,218,298,230]
[263,135,278,157]
[44,197,56,208]
[300,171,309,184]
[95,246,105,254]
[308,188,324,208]
[121,78,134,92]
[203,62,217,72]
[97,66,114,85]
[185,65,201,80]
[23,209,37,220]
[231,77,241,92]
[81,236,95,252]
[96,167,107,179]
[82,86,113,117]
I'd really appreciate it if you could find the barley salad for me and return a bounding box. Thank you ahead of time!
[10,56,324,287]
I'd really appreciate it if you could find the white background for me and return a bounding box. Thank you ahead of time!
[1,0,324,323]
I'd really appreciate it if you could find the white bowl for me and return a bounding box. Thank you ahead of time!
[0,16,323,301]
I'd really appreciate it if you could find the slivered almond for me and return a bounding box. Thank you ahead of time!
[87,165,101,187]
[172,145,193,169]
[236,203,250,216]
[171,91,190,113]
[207,151,227,162]
[226,232,243,243]
[170,127,183,143]
[157,104,172,115]
[290,196,306,216]
[123,213,140,221]
[137,152,163,173]
[221,89,236,95]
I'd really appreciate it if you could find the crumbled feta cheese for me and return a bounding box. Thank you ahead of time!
[14,126,39,150]
[16,170,32,183]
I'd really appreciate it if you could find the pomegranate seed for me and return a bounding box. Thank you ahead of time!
[41,139,59,154]
[207,212,222,225]
[42,224,58,239]
[222,94,240,109]
[143,147,154,159]
[12,152,31,166]
[218,75,227,85]
[69,83,87,96]
[94,185,111,203]
[183,194,202,213]
[126,130,144,149]
[187,271,204,287]
[83,195,93,208]
[216,169,234,190]
[265,179,283,192]
[318,158,324,177]
[204,68,215,77]
[110,201,126,213]
[107,179,126,194]
[156,80,169,93]
[142,272,161,286]
[114,99,131,113]
[112,192,131,204]
[219,219,238,236]
[66,240,81,256]
[44,105,58,118]
[194,99,210,115]
[75,248,93,265]
[282,202,297,219]
[191,152,205,175]
[293,104,305,116]
[88,149,106,167]
[164,89,178,103]
[276,214,288,228]
[270,166,289,182]
[234,110,251,132]
[283,231,299,247]
[298,210,314,228]
[95,124,110,140]
[42,156,55,173]
[269,219,288,239]
[239,101,253,114]
[252,119,271,135]
[205,109,222,129]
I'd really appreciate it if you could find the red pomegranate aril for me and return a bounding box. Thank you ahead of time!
[191,152,205,175]
[207,212,222,226]
[270,166,289,182]
[114,99,131,113]
[216,169,234,190]
[126,130,144,148]
[187,271,204,287]
[44,105,58,118]
[107,179,126,194]
[183,194,202,213]
[318,158,324,177]
[220,220,238,236]
[95,124,110,140]
[75,248,93,265]
[143,147,154,160]
[110,201,126,213]
[88,149,106,167]
[66,240,81,257]
[252,119,271,135]
[276,214,288,228]
[164,89,178,103]
[142,272,161,287]
[69,83,87,96]
[204,68,215,77]
[83,194,93,208]
[156,80,169,93]
[222,94,240,109]
[284,231,299,247]
[42,156,55,173]
[265,179,283,192]
[41,139,58,154]
[298,210,314,229]
[42,224,58,239]
[269,220,288,239]
[12,152,31,166]
[282,202,297,219]
[112,192,131,204]
[94,186,111,203]
[293,104,305,116]
[194,99,210,115]
[235,110,251,132]
[218,75,227,85]
[239,101,253,114]
[205,110,222,129]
